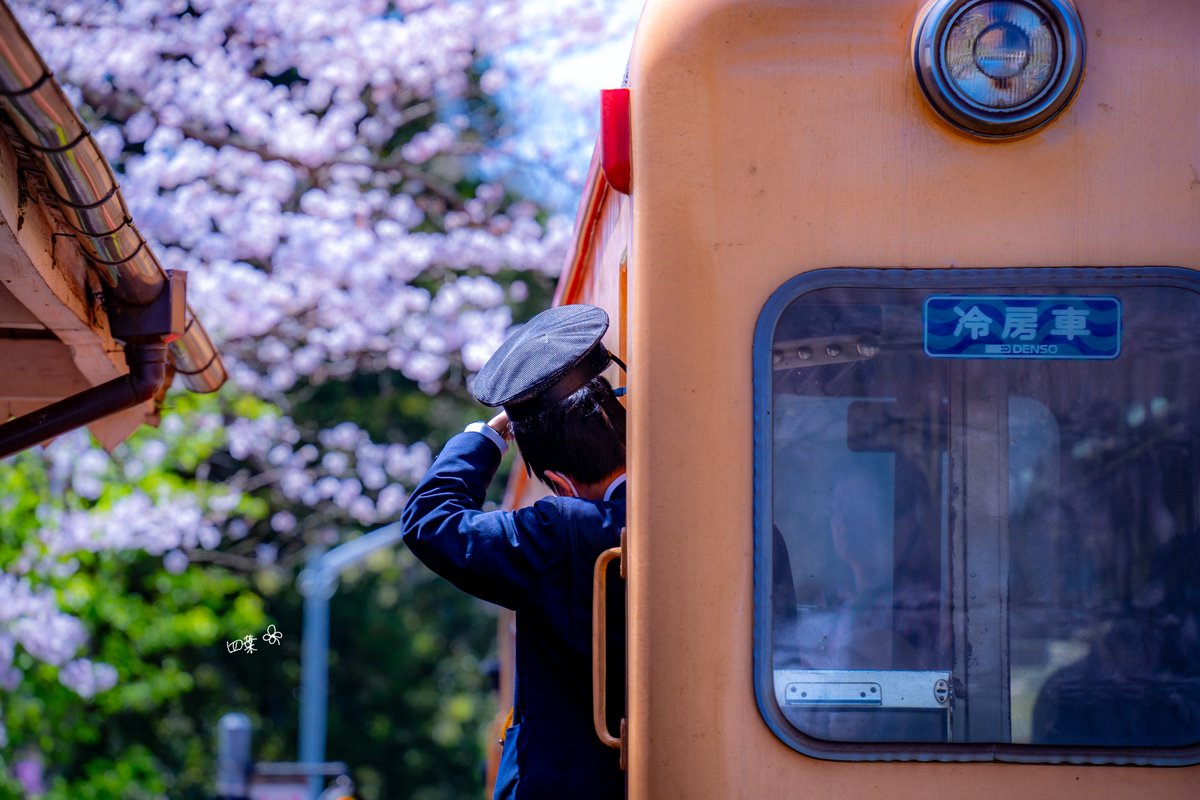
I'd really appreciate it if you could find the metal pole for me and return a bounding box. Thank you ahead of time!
[297,522,405,800]
[299,554,331,800]
[216,712,252,800]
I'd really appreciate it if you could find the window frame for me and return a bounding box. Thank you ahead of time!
[752,266,1200,766]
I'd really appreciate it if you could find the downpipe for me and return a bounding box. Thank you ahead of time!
[0,342,168,459]
[0,270,186,460]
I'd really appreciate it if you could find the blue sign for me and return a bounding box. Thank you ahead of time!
[924,295,1121,360]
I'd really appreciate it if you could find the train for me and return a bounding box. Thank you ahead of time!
[495,0,1200,796]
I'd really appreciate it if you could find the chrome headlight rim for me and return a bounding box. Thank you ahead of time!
[913,0,1086,139]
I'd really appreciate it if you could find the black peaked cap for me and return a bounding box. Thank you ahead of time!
[474,304,614,421]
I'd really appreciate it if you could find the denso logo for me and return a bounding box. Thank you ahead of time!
[989,343,1059,355]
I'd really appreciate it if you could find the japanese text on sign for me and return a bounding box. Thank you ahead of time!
[924,295,1121,360]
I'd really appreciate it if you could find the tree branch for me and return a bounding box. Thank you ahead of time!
[184,548,262,572]
[79,87,467,206]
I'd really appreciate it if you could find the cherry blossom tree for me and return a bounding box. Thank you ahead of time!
[0,0,636,790]
[16,0,616,394]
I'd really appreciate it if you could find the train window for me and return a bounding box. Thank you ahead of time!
[753,268,1200,764]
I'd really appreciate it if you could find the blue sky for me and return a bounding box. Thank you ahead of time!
[497,1,641,211]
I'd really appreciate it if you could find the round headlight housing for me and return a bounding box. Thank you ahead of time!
[913,0,1085,138]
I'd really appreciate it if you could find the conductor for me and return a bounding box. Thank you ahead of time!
[400,304,628,800]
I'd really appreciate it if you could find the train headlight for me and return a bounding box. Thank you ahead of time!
[913,0,1085,138]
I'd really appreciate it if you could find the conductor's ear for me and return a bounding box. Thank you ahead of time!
[543,470,578,498]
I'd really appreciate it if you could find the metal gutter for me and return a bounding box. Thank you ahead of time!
[0,0,226,394]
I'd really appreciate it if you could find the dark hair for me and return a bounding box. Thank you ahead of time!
[511,376,626,488]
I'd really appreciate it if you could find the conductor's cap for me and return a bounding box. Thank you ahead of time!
[473,304,624,422]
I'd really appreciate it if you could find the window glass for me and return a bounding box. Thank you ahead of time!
[757,268,1200,760]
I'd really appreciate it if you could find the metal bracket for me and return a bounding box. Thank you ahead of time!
[775,669,954,709]
[106,269,187,343]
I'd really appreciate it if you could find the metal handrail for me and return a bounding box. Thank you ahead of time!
[591,529,627,769]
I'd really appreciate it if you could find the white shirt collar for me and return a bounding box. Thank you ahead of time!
[602,473,627,502]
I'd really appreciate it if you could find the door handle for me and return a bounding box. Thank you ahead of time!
[592,528,627,769]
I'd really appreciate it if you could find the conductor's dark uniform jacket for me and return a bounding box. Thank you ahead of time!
[400,424,626,800]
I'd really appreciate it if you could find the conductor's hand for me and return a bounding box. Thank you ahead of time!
[487,411,513,441]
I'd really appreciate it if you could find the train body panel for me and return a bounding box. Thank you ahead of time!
[546,1,1200,797]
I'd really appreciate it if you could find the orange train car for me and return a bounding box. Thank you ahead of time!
[498,0,1200,797]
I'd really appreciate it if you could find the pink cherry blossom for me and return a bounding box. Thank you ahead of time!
[0,0,634,706]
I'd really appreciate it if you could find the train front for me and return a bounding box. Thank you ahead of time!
[620,0,1200,797]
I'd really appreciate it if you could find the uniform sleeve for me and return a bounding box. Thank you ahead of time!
[399,431,569,610]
